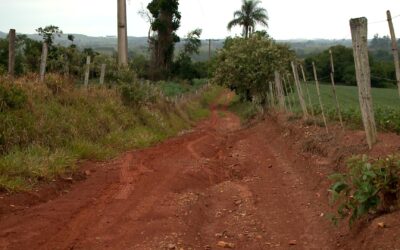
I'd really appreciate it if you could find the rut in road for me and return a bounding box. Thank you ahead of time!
[0,94,342,249]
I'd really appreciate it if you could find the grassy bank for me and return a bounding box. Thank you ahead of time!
[0,75,222,191]
[287,83,400,133]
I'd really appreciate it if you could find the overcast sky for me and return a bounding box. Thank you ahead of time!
[0,0,399,39]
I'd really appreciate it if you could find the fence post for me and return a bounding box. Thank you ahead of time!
[274,71,286,111]
[300,64,316,124]
[84,56,91,87]
[8,29,16,78]
[282,77,293,112]
[387,10,400,96]
[100,64,106,85]
[350,17,377,149]
[39,42,48,82]
[269,81,275,108]
[291,61,308,118]
[312,62,329,133]
[329,50,344,128]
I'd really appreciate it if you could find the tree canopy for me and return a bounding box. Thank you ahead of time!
[227,0,268,38]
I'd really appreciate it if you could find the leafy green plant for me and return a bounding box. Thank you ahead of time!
[329,155,400,226]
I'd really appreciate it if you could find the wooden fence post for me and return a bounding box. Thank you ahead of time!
[387,10,400,96]
[269,81,275,108]
[100,64,106,85]
[84,56,91,87]
[291,61,308,118]
[312,62,329,133]
[39,42,48,82]
[286,74,297,111]
[282,77,293,112]
[274,71,286,111]
[350,17,377,149]
[300,64,316,124]
[8,29,16,78]
[329,50,344,128]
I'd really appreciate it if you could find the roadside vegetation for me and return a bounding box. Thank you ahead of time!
[0,75,222,191]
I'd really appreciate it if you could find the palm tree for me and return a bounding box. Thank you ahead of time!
[227,0,268,38]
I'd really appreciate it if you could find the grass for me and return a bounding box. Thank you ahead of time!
[0,75,222,192]
[286,82,400,133]
[228,95,259,123]
[158,79,209,97]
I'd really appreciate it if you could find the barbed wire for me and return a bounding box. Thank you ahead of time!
[371,75,398,82]
[368,14,400,25]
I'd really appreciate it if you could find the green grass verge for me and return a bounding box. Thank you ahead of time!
[0,78,222,192]
[287,82,400,132]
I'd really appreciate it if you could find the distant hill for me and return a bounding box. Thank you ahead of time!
[0,31,352,60]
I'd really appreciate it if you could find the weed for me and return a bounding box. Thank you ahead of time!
[328,155,400,226]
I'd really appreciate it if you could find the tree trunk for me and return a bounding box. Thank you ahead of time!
[117,0,128,67]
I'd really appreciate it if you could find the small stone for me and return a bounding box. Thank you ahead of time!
[377,222,386,228]
[234,200,242,205]
[256,235,263,240]
[215,233,223,238]
[84,170,91,176]
[289,240,297,245]
[216,241,235,248]
[167,243,176,249]
[268,165,273,168]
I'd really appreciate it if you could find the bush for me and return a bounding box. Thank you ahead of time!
[212,36,295,104]
[120,82,158,108]
[0,82,27,111]
[329,155,400,225]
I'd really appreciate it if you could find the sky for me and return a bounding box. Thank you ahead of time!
[0,0,399,40]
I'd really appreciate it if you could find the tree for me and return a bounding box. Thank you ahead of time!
[172,29,202,80]
[147,0,181,79]
[213,36,294,103]
[227,0,268,39]
[36,25,63,46]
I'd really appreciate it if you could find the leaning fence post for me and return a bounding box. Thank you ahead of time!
[8,29,16,78]
[387,10,400,96]
[39,42,48,82]
[282,77,293,113]
[312,62,329,133]
[100,64,106,85]
[291,61,308,118]
[274,71,286,111]
[84,56,91,87]
[300,64,316,125]
[329,50,344,128]
[350,17,377,149]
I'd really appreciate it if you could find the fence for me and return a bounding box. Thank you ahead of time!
[270,10,400,149]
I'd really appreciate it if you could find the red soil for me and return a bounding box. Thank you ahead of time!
[0,93,399,249]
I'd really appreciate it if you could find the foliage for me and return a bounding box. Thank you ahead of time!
[120,82,158,108]
[0,82,27,111]
[304,44,396,88]
[228,94,259,123]
[36,25,63,46]
[147,0,181,79]
[227,0,268,38]
[0,75,221,191]
[329,155,400,225]
[212,36,295,104]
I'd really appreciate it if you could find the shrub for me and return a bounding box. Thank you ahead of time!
[120,82,158,108]
[329,155,400,225]
[0,82,27,111]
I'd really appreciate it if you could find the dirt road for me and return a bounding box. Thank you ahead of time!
[0,95,359,249]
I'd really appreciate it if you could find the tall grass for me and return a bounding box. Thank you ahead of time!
[0,75,222,191]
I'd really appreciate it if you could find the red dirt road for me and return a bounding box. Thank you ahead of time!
[1,94,398,249]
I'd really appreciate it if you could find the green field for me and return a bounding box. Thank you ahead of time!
[286,82,400,133]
